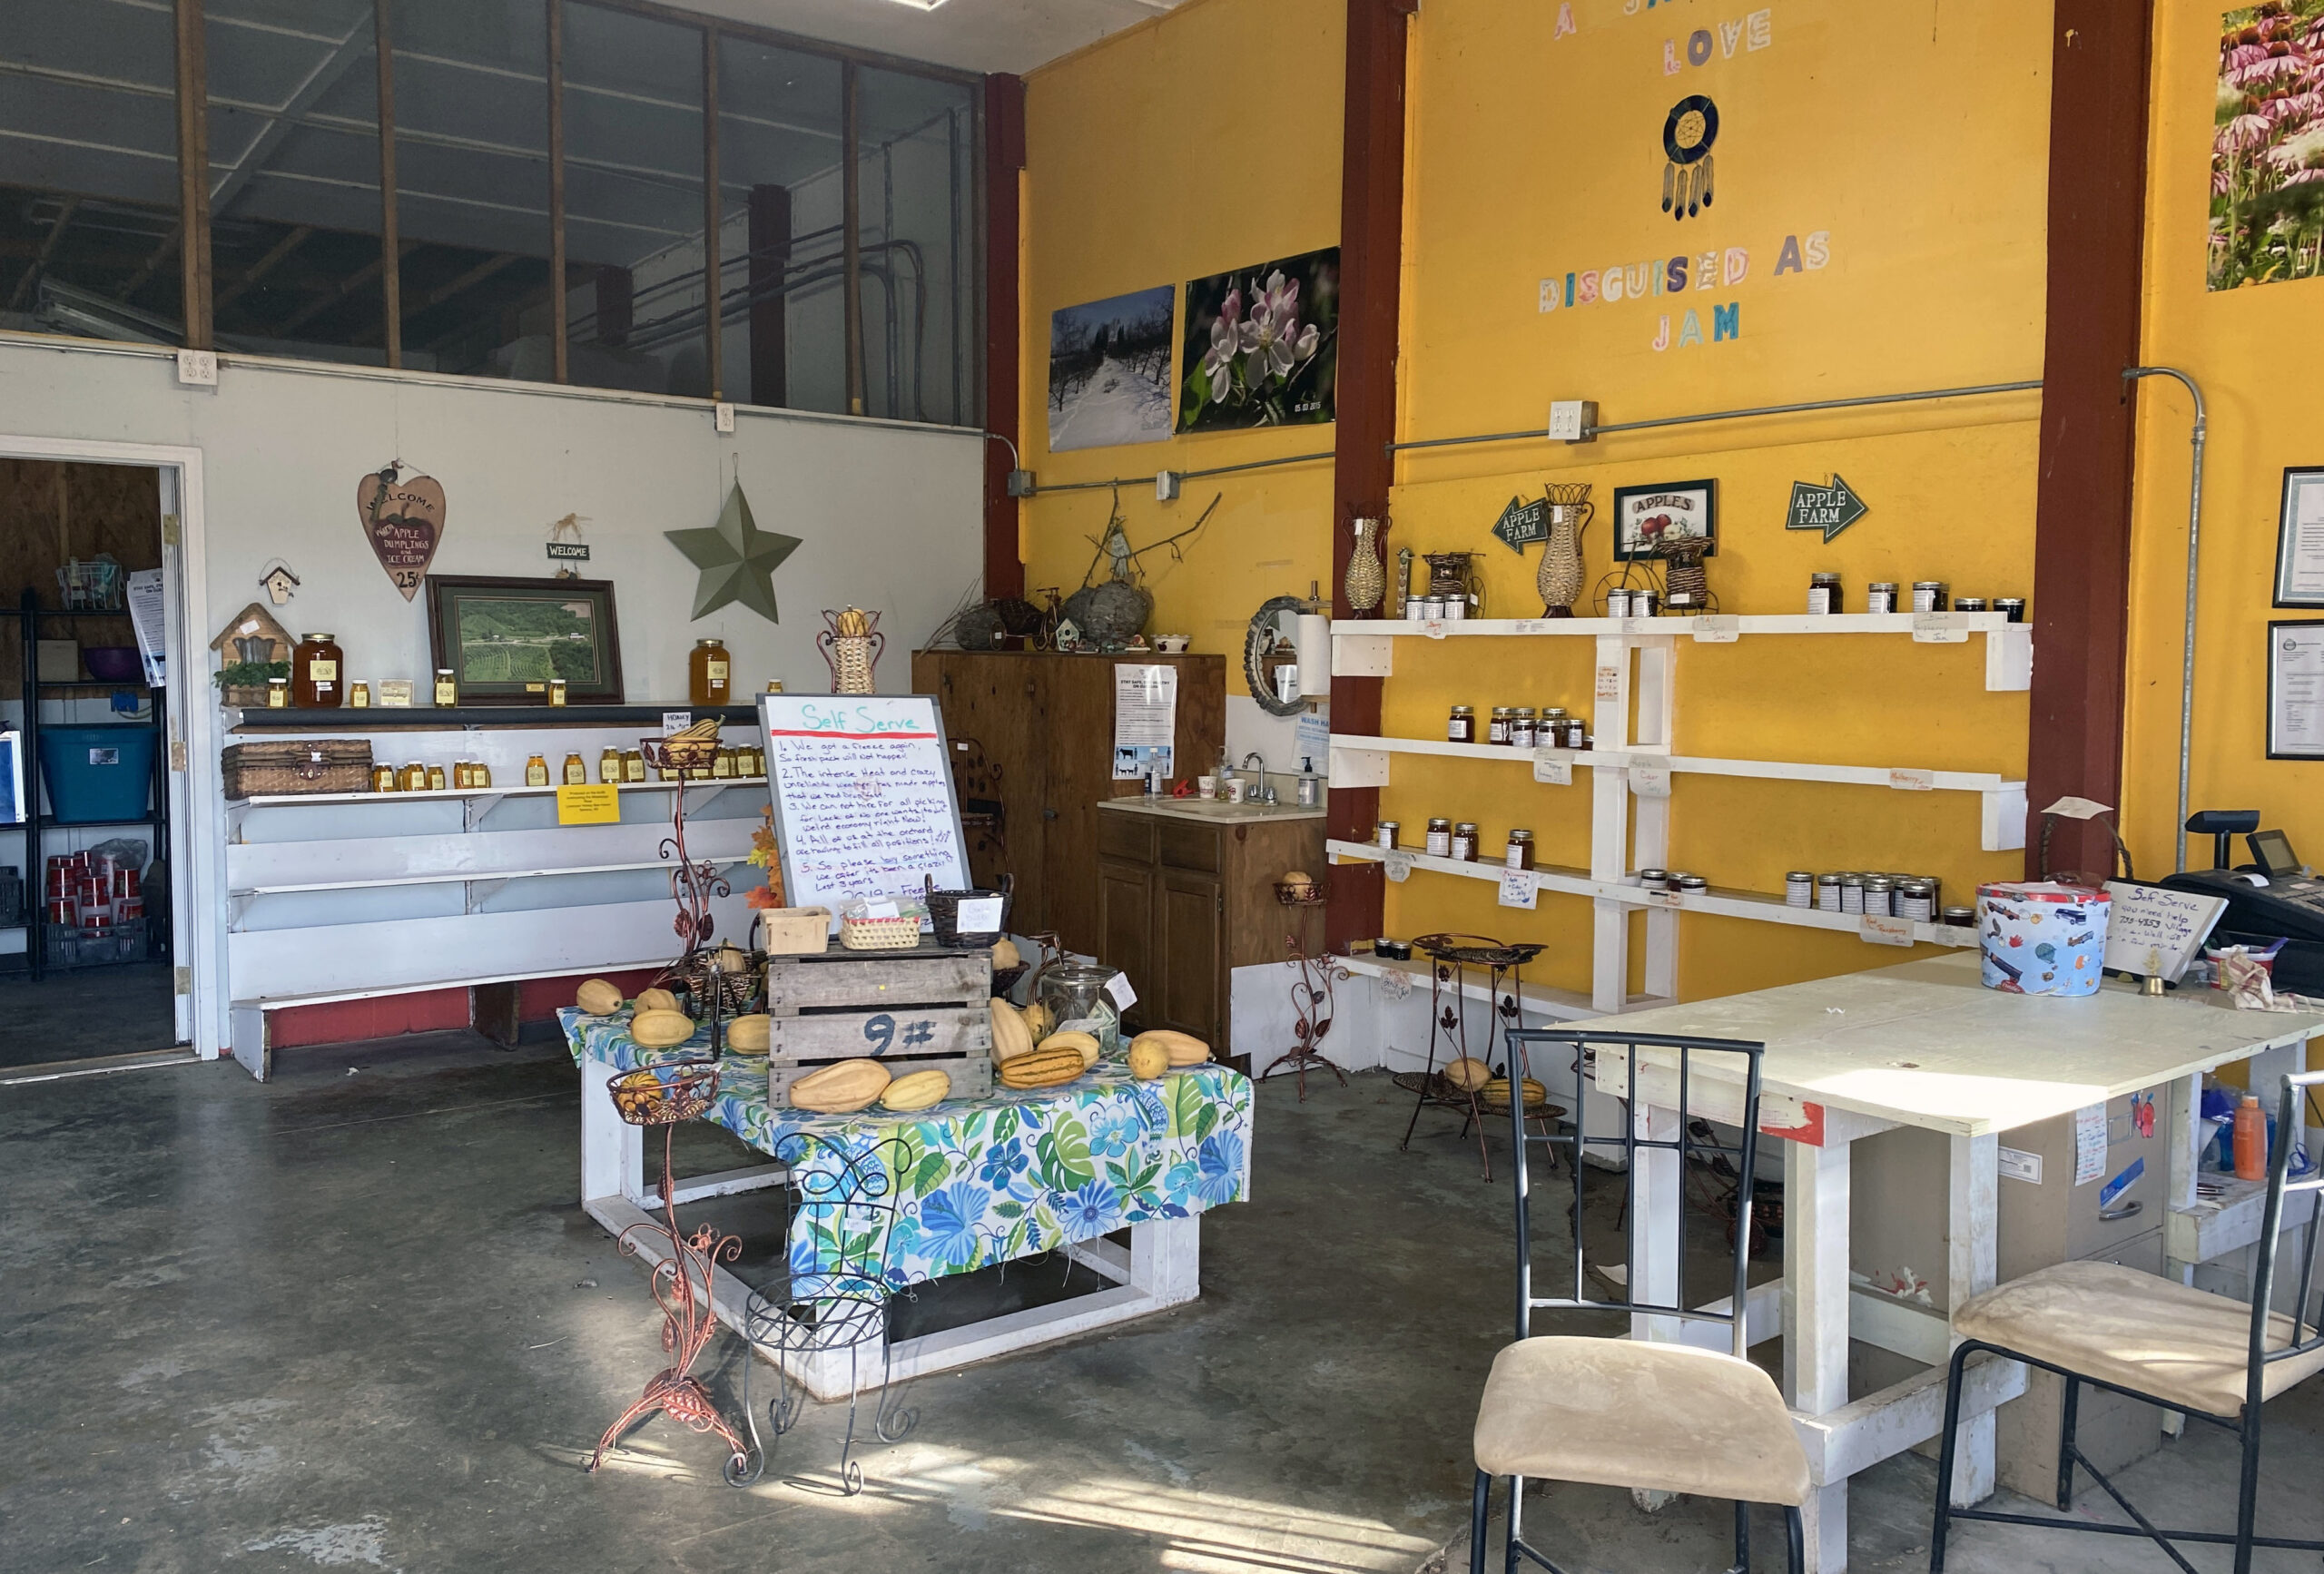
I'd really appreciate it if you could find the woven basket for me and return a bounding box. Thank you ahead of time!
[222,739,373,799]
[840,913,921,951]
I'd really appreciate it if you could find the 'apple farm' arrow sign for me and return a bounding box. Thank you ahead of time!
[1785,473,1868,542]
[1492,495,1550,553]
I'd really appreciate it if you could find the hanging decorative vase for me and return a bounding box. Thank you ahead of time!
[817,606,884,694]
[1535,483,1594,617]
[1344,514,1387,617]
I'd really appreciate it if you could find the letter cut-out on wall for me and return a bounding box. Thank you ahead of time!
[358,459,447,601]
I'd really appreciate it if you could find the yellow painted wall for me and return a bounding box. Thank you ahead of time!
[1384,0,2053,1001]
[1019,0,1344,692]
[2123,4,2324,876]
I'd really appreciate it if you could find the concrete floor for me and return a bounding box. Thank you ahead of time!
[5,1036,2323,1573]
[0,959,179,1068]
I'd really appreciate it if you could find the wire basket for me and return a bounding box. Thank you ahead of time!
[673,948,762,1014]
[608,1060,722,1126]
[925,872,1014,949]
[1275,876,1325,906]
[642,733,721,773]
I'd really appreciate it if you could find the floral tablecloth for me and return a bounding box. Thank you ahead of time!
[563,1007,1254,1291]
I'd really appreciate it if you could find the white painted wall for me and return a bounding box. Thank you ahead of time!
[0,338,983,703]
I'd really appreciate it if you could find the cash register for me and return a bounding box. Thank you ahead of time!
[2161,810,2324,993]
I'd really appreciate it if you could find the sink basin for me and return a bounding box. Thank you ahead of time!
[1118,796,1319,820]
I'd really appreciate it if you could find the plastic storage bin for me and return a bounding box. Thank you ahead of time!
[37,726,154,825]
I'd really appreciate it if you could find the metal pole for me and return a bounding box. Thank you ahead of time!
[2125,366,2209,874]
[547,0,567,383]
[1385,379,2043,454]
[376,0,400,369]
[701,25,721,401]
[842,61,863,416]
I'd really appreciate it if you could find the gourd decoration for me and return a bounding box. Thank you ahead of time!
[789,1059,891,1114]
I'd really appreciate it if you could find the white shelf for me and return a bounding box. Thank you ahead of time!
[1325,839,1980,949]
[230,855,745,900]
[231,776,767,810]
[1327,734,2028,852]
[1337,952,1673,1022]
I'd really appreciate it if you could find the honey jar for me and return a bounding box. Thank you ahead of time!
[426,764,447,792]
[712,747,736,780]
[399,762,428,792]
[471,762,491,789]
[691,637,732,707]
[266,676,289,708]
[350,681,370,708]
[599,748,623,784]
[291,632,343,708]
[562,753,586,785]
[525,753,549,787]
[547,677,567,707]
[371,763,396,792]
[623,750,645,782]
[434,668,458,706]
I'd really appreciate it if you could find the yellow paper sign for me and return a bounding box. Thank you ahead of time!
[556,783,620,824]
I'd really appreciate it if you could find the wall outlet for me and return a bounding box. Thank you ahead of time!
[714,401,735,433]
[176,349,218,387]
[1156,470,1182,502]
[1547,399,1596,442]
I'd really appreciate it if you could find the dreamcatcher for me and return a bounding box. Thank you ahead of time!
[1661,95,1718,221]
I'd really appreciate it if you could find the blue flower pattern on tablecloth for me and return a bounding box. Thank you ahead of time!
[562,1007,1254,1292]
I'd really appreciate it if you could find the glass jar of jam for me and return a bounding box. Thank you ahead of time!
[1487,707,1512,745]
[562,753,586,785]
[1912,581,1949,613]
[1374,821,1401,851]
[1510,707,1538,750]
[292,633,343,707]
[1504,829,1535,871]
[1807,574,1843,615]
[1866,582,1900,615]
[525,753,549,787]
[1425,818,1452,857]
[599,748,623,783]
[691,637,733,707]
[1447,704,1476,743]
[1452,821,1479,861]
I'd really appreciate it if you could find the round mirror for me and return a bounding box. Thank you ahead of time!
[1244,595,1309,717]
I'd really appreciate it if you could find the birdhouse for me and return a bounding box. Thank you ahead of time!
[210,603,294,664]
[259,564,300,605]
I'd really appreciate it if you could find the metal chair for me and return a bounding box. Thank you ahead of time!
[1930,1068,2324,1574]
[1469,1028,1807,1574]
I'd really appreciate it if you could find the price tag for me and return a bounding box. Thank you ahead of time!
[1860,912,1915,947]
[866,900,901,920]
[1105,971,1138,1009]
[1646,888,1684,909]
[1887,767,1935,792]
[1532,747,1573,786]
[1595,664,1623,702]
[1498,867,1540,910]
[662,710,694,735]
[556,783,620,824]
[1630,764,1672,798]
[1911,613,1967,644]
[1691,615,1739,644]
[1513,619,1547,635]
[1384,851,1415,883]
[956,896,1004,931]
[1423,618,1447,640]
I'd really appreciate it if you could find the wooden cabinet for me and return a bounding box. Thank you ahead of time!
[1093,802,1324,1067]
[910,649,1225,957]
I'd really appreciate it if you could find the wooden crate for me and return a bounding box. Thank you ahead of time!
[762,944,994,1106]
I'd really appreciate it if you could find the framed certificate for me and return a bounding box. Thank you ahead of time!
[2267,619,2324,759]
[2274,467,2324,607]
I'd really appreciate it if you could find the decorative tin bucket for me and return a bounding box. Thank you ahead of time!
[1975,881,2112,997]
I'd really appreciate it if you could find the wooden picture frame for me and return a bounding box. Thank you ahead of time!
[423,575,624,705]
[1611,479,1718,561]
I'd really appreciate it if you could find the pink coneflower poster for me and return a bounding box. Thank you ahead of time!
[2211,4,2324,290]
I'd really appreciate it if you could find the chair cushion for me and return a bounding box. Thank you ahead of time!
[1953,1258,2324,1419]
[1472,1336,1809,1506]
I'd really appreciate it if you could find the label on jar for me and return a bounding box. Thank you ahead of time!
[1504,843,1527,871]
[1807,587,1832,615]
[1867,589,1897,614]
[706,660,729,681]
[1451,832,1476,861]
[1645,888,1684,910]
[1497,868,1540,910]
[308,659,338,680]
[1425,830,1451,857]
[1447,718,1469,743]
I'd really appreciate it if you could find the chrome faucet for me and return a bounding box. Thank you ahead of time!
[1241,752,1274,805]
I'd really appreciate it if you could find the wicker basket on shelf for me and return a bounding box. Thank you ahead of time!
[840,913,922,951]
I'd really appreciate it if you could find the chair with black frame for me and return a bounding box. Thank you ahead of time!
[1929,1068,2324,1574]
[1466,1028,1808,1574]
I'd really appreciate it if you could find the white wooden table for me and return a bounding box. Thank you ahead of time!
[1590,952,2324,1573]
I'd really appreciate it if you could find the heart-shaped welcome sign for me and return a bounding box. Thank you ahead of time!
[356,461,447,601]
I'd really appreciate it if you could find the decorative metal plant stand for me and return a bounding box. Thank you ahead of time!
[1259,880,1349,1100]
[588,1059,756,1483]
[1394,934,1555,1181]
[641,733,747,1052]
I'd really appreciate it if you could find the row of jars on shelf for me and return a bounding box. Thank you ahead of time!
[269,635,749,708]
[365,744,768,793]
[1804,577,2026,618]
[1447,705,1591,748]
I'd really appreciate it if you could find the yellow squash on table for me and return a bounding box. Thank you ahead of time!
[1018,999,1056,1041]
[1130,1029,1211,1067]
[629,1008,697,1049]
[789,1059,891,1113]
[881,1068,952,1112]
[1127,1038,1169,1080]
[635,987,682,1015]
[990,997,1037,1062]
[991,937,1021,970]
[1039,1029,1100,1069]
[575,978,623,1016]
[999,1043,1085,1089]
[724,1014,772,1055]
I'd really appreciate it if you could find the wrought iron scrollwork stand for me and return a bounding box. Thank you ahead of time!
[1260,888,1350,1100]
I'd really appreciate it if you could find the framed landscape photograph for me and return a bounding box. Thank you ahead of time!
[424,575,624,704]
[1049,284,1177,451]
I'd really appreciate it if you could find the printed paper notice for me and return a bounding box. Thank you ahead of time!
[1997,1146,2043,1185]
[2073,1103,2107,1186]
[1498,867,1540,910]
[556,783,620,824]
[2270,623,2324,757]
[1113,664,1178,780]
[2280,472,2324,603]
[125,568,166,687]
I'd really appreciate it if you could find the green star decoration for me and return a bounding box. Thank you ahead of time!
[665,483,803,624]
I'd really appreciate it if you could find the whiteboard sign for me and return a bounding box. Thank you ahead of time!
[2102,880,2228,982]
[761,694,970,932]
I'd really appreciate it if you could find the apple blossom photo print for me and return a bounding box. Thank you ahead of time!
[1177,246,1339,433]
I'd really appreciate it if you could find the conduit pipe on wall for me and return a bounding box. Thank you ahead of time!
[2124,366,2209,874]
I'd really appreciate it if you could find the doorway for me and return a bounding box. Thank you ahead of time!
[0,448,202,1072]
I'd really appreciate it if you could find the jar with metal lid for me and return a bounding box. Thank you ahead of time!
[547,677,567,707]
[1675,874,1709,895]
[1863,876,1895,917]
[1839,874,1866,914]
[1630,588,1660,618]
[1487,706,1512,745]
[370,763,396,793]
[561,753,586,786]
[1911,580,1949,613]
[1510,707,1538,749]
[1375,821,1401,851]
[1807,573,1843,615]
[1953,596,1989,614]
[399,762,428,792]
[1448,704,1476,744]
[623,750,645,782]
[713,747,736,780]
[526,753,550,787]
[1561,715,1590,749]
[1606,588,1632,618]
[1426,818,1452,857]
[424,763,445,792]
[266,676,289,708]
[1452,822,1479,861]
[1786,871,1815,909]
[1638,867,1669,890]
[1505,829,1535,871]
[473,761,491,789]
[1943,905,1976,927]
[1898,880,1935,921]
[1816,872,1844,911]
[1865,582,1899,614]
[434,669,458,707]
[350,681,370,708]
[690,636,732,707]
[291,632,343,707]
[599,747,623,783]
[1995,596,2026,624]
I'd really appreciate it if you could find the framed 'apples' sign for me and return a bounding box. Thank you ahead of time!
[1611,479,1717,561]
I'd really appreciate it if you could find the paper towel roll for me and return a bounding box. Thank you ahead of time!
[1296,614,1331,697]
